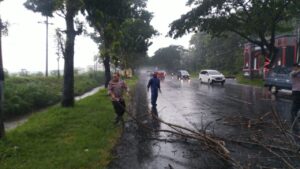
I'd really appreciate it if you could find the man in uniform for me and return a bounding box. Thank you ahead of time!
[147,72,161,108]
[108,72,129,124]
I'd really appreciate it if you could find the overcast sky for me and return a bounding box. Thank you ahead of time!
[146,0,192,55]
[0,0,192,73]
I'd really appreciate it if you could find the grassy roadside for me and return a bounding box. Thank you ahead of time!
[190,72,199,79]
[235,74,264,87]
[0,77,138,169]
[4,72,104,119]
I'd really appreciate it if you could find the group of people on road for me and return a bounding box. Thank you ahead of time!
[107,72,161,124]
[107,65,300,126]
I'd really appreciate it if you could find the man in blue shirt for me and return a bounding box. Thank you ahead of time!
[147,72,161,108]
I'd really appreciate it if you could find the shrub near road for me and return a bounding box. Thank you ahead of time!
[0,77,137,169]
[4,71,104,119]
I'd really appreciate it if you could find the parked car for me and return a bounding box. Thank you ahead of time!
[177,70,190,80]
[199,69,225,85]
[264,66,292,94]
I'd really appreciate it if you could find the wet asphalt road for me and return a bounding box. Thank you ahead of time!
[109,71,299,169]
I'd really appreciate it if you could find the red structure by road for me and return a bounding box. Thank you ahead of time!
[243,35,299,78]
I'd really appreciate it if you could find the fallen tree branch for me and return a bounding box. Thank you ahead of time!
[119,86,300,168]
[120,102,243,168]
[224,137,300,154]
[262,144,295,169]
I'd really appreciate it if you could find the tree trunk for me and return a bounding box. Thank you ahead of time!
[0,81,4,138]
[103,31,112,88]
[104,54,111,88]
[0,18,5,138]
[62,3,76,107]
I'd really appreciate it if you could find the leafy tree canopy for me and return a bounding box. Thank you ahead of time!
[150,45,185,71]
[170,0,298,39]
[84,0,157,69]
[83,0,132,31]
[24,0,62,16]
[189,32,244,74]
[112,10,157,68]
[169,0,300,66]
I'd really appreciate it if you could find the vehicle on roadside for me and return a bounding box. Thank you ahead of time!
[199,69,226,85]
[177,70,190,80]
[264,66,292,94]
[147,70,154,77]
[157,70,167,80]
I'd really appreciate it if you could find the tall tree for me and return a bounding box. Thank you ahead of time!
[83,0,131,87]
[188,32,244,74]
[0,0,7,138]
[24,0,84,107]
[84,0,155,86]
[54,28,65,78]
[150,45,184,71]
[0,18,4,139]
[112,9,157,70]
[169,0,300,68]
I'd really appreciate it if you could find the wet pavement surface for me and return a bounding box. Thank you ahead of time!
[109,71,300,169]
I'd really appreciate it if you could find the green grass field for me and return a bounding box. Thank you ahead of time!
[0,88,125,169]
[236,74,264,87]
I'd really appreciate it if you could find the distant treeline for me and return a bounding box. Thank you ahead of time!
[147,32,245,76]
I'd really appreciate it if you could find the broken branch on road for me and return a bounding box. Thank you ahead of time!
[119,99,300,168]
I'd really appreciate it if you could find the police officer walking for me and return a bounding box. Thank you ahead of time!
[147,72,162,108]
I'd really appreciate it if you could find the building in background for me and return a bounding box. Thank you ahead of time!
[243,35,299,78]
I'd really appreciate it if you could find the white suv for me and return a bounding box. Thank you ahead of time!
[199,70,225,85]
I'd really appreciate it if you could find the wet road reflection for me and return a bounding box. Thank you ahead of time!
[109,71,299,169]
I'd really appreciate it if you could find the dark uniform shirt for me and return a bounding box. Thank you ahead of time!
[147,77,160,94]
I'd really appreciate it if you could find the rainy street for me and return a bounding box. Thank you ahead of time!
[109,70,300,169]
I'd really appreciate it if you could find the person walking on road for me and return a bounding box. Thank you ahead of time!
[108,72,129,124]
[290,63,300,122]
[147,72,161,108]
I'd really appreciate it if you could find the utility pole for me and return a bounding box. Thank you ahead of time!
[46,16,49,77]
[296,20,300,63]
[39,16,53,77]
[0,17,5,138]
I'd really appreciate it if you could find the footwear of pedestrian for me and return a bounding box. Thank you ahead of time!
[114,117,120,124]
[114,116,124,125]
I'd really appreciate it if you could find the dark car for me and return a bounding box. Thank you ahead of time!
[177,70,190,80]
[264,66,292,94]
